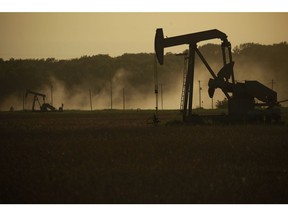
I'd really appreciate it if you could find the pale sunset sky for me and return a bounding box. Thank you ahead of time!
[0,12,288,60]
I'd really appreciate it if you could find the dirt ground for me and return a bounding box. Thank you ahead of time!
[0,110,288,203]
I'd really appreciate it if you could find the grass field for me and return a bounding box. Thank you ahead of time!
[1,109,288,203]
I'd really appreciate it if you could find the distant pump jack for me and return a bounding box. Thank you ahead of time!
[25,89,62,112]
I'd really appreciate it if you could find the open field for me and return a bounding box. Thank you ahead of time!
[1,109,288,203]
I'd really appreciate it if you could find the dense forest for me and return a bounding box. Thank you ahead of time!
[1,42,288,110]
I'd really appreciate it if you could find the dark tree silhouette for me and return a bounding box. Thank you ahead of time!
[1,42,288,107]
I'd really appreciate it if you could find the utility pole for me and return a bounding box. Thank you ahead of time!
[161,83,163,110]
[51,85,53,106]
[123,87,125,110]
[154,54,159,119]
[110,78,113,110]
[212,97,214,109]
[198,80,202,108]
[23,91,25,111]
[89,89,92,111]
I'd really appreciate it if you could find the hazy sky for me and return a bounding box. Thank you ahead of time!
[0,13,288,60]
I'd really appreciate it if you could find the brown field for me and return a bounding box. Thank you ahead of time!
[0,109,288,203]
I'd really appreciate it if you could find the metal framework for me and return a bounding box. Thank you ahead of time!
[155,28,235,121]
[154,28,280,123]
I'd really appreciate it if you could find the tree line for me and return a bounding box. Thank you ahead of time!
[1,42,288,107]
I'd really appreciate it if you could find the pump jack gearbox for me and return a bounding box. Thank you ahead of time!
[154,28,281,123]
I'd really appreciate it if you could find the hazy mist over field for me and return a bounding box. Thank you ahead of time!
[1,46,288,111]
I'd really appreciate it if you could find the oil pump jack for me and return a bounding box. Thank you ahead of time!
[155,28,281,123]
[25,89,63,112]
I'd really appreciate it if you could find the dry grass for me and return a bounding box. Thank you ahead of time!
[0,110,288,203]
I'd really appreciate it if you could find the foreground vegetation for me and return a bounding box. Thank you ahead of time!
[0,110,288,203]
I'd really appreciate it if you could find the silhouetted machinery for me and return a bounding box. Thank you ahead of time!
[155,28,282,123]
[25,89,63,112]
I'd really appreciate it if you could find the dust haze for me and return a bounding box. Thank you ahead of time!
[1,43,288,111]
